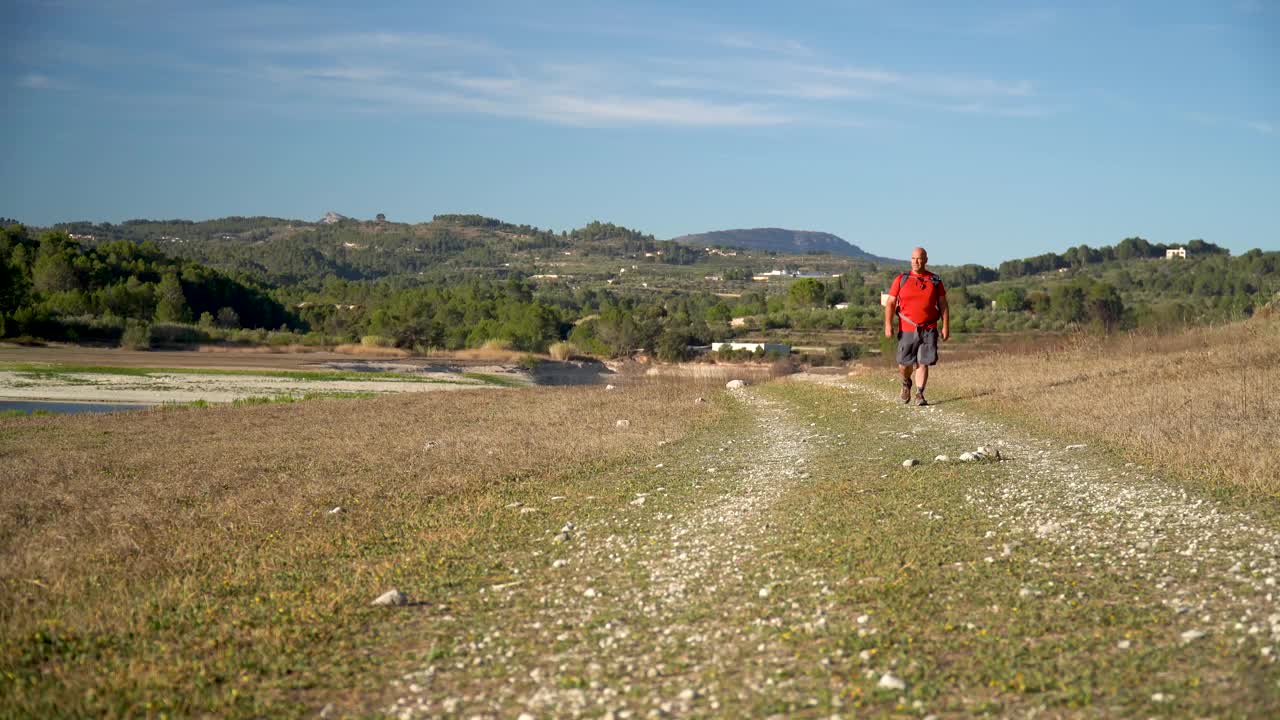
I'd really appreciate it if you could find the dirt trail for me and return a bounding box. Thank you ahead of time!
[379,375,1280,718]
[384,387,844,718]
[803,375,1280,677]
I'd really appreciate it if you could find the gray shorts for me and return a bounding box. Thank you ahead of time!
[896,329,939,367]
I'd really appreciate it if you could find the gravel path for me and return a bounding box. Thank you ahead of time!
[379,375,1280,718]
[806,374,1280,663]
[383,387,851,719]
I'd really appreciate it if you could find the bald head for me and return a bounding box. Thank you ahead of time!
[911,247,928,274]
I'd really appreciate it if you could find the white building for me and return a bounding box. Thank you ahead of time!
[1166,247,1187,259]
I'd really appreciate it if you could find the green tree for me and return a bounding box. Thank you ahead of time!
[993,287,1027,311]
[787,278,826,308]
[154,273,189,322]
[1086,282,1124,332]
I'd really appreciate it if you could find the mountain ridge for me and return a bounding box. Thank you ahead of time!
[671,227,902,265]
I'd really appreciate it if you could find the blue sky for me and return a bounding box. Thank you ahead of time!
[3,1,1277,266]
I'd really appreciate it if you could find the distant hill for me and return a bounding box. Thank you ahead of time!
[672,228,902,265]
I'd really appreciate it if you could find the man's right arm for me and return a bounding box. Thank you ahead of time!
[884,297,897,337]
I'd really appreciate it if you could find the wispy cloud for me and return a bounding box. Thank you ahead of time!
[716,32,814,57]
[1189,112,1276,136]
[10,16,1047,128]
[17,73,51,88]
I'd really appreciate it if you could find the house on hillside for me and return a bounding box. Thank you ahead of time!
[1166,247,1187,259]
[711,341,791,354]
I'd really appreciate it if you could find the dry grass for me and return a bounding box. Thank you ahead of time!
[331,343,412,358]
[0,378,723,716]
[547,342,577,361]
[197,344,324,354]
[936,314,1280,497]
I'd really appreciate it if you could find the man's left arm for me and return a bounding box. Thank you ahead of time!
[939,295,950,341]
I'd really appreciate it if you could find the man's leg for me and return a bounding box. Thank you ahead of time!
[898,364,914,403]
[913,364,929,392]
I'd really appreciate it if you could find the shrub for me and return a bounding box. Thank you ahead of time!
[120,320,152,350]
[548,342,577,361]
[360,335,395,348]
[149,322,205,347]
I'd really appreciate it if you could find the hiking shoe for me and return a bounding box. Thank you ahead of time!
[900,380,912,403]
[915,392,929,407]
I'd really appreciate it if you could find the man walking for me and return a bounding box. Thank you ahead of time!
[884,247,949,406]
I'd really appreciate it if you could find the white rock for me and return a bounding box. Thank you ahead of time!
[1181,629,1206,642]
[903,459,920,467]
[1117,640,1131,649]
[959,452,977,462]
[726,379,746,389]
[1019,588,1034,598]
[1065,444,1087,451]
[759,587,771,598]
[1151,693,1170,703]
[583,588,598,598]
[877,673,906,690]
[605,384,616,390]
[327,506,345,514]
[934,455,949,462]
[678,688,697,701]
[615,419,631,429]
[694,397,706,403]
[1035,521,1061,537]
[552,531,570,543]
[520,506,538,514]
[552,559,569,568]
[371,589,407,607]
[518,714,536,720]
[630,496,647,506]
[561,522,575,532]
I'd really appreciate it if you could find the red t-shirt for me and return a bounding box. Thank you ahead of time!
[888,271,946,333]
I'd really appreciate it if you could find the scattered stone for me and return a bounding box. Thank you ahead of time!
[552,558,568,568]
[616,419,631,429]
[553,531,570,543]
[1117,640,1132,649]
[902,458,920,467]
[318,703,337,718]
[959,452,977,462]
[726,379,746,389]
[371,589,407,607]
[630,496,647,506]
[678,688,697,701]
[1181,629,1206,642]
[1065,444,1087,451]
[758,587,771,598]
[583,588,599,598]
[1151,692,1170,703]
[327,506,345,515]
[877,673,906,691]
[1035,521,1061,537]
[518,713,536,720]
[605,384,616,390]
[505,501,523,509]
[934,455,949,462]
[520,507,539,514]
[694,397,706,403]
